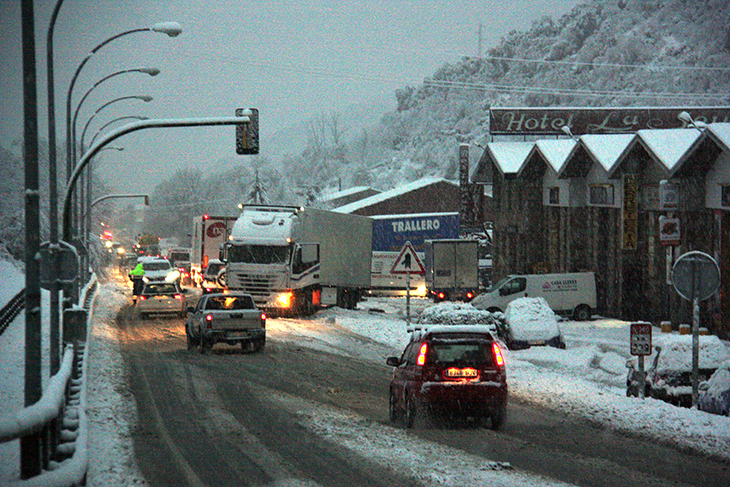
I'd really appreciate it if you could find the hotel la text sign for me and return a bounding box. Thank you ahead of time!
[489,107,730,136]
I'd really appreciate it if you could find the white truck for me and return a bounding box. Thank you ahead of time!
[424,239,480,302]
[471,272,596,321]
[222,205,372,315]
[190,215,236,287]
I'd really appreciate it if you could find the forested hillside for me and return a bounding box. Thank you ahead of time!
[3,0,730,254]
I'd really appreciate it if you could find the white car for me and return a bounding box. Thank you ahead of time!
[137,282,188,319]
[503,296,565,350]
[138,256,180,283]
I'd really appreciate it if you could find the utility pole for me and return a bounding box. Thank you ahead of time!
[21,0,42,478]
[478,22,483,58]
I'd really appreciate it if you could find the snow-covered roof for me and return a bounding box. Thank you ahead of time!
[318,186,379,203]
[707,122,730,151]
[486,142,535,176]
[580,133,635,173]
[636,128,703,173]
[333,177,457,214]
[534,139,578,173]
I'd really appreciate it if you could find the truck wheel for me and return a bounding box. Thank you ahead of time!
[573,305,591,321]
[199,328,210,354]
[388,389,401,424]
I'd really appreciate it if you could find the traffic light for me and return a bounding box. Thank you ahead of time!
[236,107,259,155]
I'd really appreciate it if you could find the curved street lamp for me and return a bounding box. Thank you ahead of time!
[89,116,149,148]
[79,95,153,155]
[65,22,181,180]
[72,67,159,157]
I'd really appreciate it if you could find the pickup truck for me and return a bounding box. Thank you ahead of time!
[185,292,266,353]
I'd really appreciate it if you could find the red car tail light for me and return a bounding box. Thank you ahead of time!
[493,342,505,367]
[139,295,147,301]
[174,294,183,300]
[437,292,446,300]
[416,343,428,366]
[260,313,267,328]
[466,291,474,300]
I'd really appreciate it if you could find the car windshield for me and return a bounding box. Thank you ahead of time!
[205,295,255,310]
[228,244,289,264]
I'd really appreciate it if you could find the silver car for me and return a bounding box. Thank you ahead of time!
[137,282,187,319]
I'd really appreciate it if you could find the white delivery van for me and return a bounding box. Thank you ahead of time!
[471,272,596,321]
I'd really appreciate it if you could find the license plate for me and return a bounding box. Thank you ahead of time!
[444,367,479,379]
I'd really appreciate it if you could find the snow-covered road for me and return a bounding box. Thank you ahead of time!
[2,269,730,485]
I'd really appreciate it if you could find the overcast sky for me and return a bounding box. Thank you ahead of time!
[1,0,581,194]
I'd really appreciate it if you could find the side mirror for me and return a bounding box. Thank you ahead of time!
[386,357,400,367]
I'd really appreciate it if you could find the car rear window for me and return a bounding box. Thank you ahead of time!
[143,261,171,271]
[205,295,255,310]
[143,284,178,295]
[430,340,494,365]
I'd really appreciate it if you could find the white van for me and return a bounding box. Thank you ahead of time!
[471,272,596,321]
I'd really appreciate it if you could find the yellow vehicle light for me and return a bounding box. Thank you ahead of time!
[277,292,293,307]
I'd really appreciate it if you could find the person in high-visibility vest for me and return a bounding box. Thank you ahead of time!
[128,263,145,303]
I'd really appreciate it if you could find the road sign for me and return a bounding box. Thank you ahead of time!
[630,322,652,356]
[672,251,720,301]
[390,241,425,275]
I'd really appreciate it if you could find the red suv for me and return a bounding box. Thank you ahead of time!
[387,325,508,429]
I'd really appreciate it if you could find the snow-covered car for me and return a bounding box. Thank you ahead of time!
[137,282,187,319]
[699,361,730,416]
[502,297,565,350]
[415,302,507,341]
[626,334,730,408]
[138,256,180,283]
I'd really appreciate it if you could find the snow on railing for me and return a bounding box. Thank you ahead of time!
[0,344,74,442]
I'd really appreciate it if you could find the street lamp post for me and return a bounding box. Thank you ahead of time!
[74,95,152,281]
[62,23,180,302]
[89,115,148,147]
[62,115,252,243]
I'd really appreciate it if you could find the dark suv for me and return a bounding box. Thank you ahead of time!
[386,325,508,429]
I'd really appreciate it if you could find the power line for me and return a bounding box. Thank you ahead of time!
[422,78,730,101]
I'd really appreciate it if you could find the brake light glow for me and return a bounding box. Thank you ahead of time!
[466,291,474,300]
[437,292,445,300]
[174,294,183,300]
[277,291,293,308]
[493,342,505,367]
[139,295,147,301]
[206,314,213,321]
[260,313,267,327]
[416,343,428,366]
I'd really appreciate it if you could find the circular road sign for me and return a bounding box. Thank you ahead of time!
[671,251,721,301]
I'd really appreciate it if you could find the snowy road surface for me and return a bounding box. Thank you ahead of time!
[2,268,730,485]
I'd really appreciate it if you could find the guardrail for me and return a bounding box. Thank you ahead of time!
[0,278,96,485]
[0,289,25,337]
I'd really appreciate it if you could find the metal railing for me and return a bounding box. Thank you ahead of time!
[0,289,25,337]
[0,279,96,485]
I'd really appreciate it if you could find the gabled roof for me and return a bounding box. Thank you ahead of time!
[318,186,379,203]
[635,128,704,175]
[707,123,730,151]
[534,139,578,174]
[580,133,636,174]
[486,142,536,178]
[333,177,457,214]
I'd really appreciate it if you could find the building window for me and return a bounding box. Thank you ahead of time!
[722,185,730,207]
[589,184,614,206]
[548,187,560,205]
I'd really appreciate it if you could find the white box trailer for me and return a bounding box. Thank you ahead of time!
[224,205,372,315]
[190,215,236,286]
[424,239,480,302]
[471,272,596,321]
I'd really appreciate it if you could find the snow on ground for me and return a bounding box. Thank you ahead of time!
[2,262,730,485]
